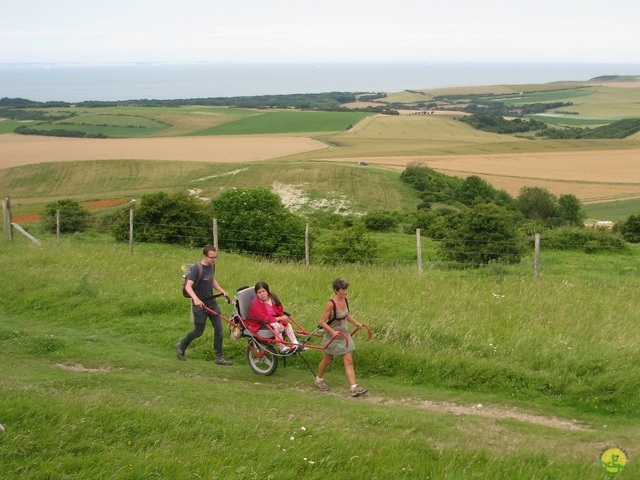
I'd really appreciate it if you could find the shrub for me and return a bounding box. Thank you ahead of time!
[40,199,91,234]
[211,187,306,259]
[615,214,640,243]
[318,222,378,264]
[516,186,559,223]
[541,227,627,252]
[363,211,400,232]
[558,194,586,227]
[412,208,460,240]
[110,191,210,246]
[440,203,526,265]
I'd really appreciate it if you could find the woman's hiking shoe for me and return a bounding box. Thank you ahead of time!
[350,385,368,397]
[215,356,233,366]
[315,377,329,391]
[174,343,186,361]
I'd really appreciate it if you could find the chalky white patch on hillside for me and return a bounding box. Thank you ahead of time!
[186,188,210,203]
[271,181,362,216]
[192,168,248,182]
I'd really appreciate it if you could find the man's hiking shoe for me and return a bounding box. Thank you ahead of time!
[315,377,329,391]
[174,343,186,361]
[350,385,368,397]
[215,357,233,366]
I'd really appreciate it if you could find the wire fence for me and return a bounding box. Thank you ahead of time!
[5,201,634,279]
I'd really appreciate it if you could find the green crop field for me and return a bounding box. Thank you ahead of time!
[527,115,612,127]
[0,119,21,134]
[189,110,372,136]
[500,88,593,105]
[5,106,372,138]
[585,197,640,222]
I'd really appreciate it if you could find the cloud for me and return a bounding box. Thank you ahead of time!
[1,0,639,63]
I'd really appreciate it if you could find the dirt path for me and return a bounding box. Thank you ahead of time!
[364,395,589,431]
[55,361,588,432]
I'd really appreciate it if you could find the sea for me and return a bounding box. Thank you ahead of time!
[1,62,640,103]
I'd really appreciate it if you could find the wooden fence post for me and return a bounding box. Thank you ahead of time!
[305,223,310,267]
[10,223,40,245]
[4,197,13,242]
[129,208,134,255]
[534,232,541,281]
[56,209,61,245]
[2,198,6,236]
[213,218,218,250]
[416,228,423,276]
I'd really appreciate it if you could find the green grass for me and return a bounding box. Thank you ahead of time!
[528,115,613,127]
[501,89,593,106]
[585,197,640,221]
[0,160,421,220]
[190,110,372,136]
[0,119,22,133]
[1,237,639,478]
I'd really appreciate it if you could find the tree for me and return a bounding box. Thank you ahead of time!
[558,194,586,227]
[211,188,306,259]
[41,199,91,234]
[440,203,525,265]
[111,191,210,246]
[319,222,378,264]
[455,175,506,207]
[413,208,460,240]
[616,214,640,243]
[516,187,559,224]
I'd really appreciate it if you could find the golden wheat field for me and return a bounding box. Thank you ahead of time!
[0,133,326,168]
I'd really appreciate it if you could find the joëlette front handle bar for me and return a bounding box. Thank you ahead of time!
[199,295,234,324]
[323,330,350,349]
[351,323,373,339]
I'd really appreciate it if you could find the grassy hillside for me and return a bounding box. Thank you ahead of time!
[0,160,420,220]
[383,79,640,116]
[1,237,639,478]
[294,114,640,161]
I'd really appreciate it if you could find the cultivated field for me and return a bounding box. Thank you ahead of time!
[318,149,640,203]
[2,78,640,218]
[2,127,639,204]
[0,133,327,169]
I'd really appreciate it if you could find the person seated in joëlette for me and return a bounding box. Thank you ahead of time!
[247,281,301,354]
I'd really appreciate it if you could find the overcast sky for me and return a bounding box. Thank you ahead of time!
[2,0,639,64]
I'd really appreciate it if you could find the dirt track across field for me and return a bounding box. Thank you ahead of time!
[2,133,640,203]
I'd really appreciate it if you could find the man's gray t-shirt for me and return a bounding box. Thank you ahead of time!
[188,262,216,303]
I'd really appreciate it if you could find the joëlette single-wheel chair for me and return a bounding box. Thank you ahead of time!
[203,286,371,376]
